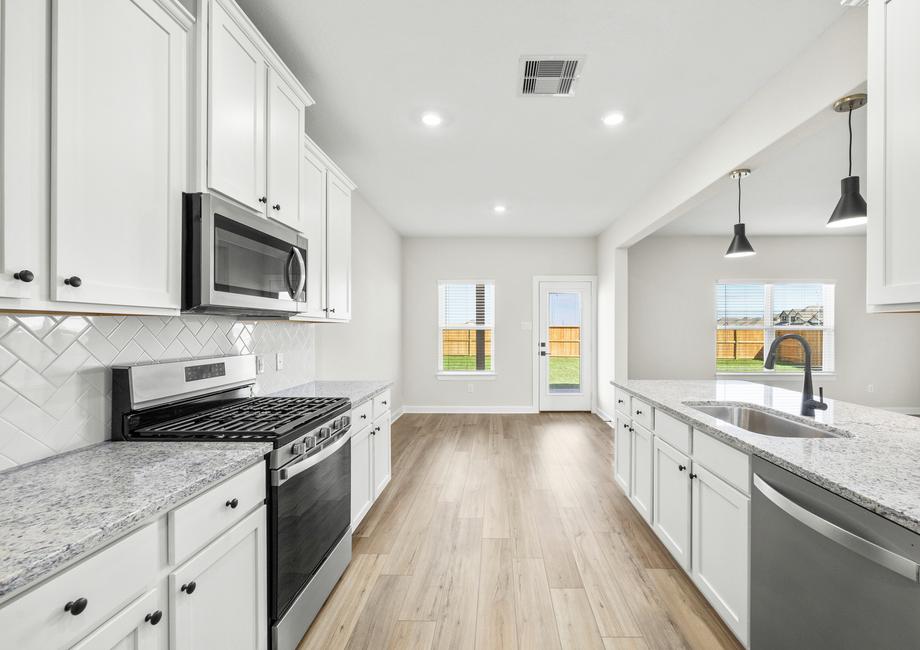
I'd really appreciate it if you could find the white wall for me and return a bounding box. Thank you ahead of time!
[628,235,920,409]
[316,194,403,411]
[596,231,628,420]
[401,237,596,410]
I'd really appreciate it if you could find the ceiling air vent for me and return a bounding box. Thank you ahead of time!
[520,56,584,96]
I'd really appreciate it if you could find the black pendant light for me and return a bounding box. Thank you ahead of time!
[827,93,868,229]
[725,169,755,258]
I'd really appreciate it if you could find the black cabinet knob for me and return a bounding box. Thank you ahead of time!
[13,270,33,282]
[689,473,698,480]
[181,581,197,594]
[258,196,267,204]
[360,414,367,420]
[635,409,643,415]
[145,610,163,626]
[65,597,88,615]
[617,399,624,404]
[382,400,388,405]
[272,204,281,211]
[226,498,239,509]
[329,308,335,314]
[678,465,687,472]
[64,276,82,287]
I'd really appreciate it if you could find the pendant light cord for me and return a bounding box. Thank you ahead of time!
[848,108,854,177]
[737,174,742,224]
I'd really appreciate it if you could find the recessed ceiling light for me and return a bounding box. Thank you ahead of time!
[602,112,625,127]
[421,112,443,127]
[493,204,507,214]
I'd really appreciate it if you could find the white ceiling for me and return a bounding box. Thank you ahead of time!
[657,108,867,237]
[236,0,849,237]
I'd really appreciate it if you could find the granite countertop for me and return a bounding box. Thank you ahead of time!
[612,379,920,534]
[0,441,270,603]
[270,379,393,406]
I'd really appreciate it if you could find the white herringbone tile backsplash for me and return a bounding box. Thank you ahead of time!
[0,314,316,470]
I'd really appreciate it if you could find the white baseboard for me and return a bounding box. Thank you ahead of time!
[594,407,614,423]
[401,405,539,414]
[390,407,404,423]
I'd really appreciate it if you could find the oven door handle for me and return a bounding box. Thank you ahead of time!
[753,474,920,583]
[273,427,351,487]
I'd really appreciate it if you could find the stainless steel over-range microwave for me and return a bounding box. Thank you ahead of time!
[182,192,307,317]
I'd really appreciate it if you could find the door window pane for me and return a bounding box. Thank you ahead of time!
[548,292,581,393]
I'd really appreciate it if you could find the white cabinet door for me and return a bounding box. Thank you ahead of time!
[371,413,391,498]
[0,0,46,300]
[299,144,326,318]
[266,69,305,231]
[613,416,631,494]
[170,507,267,650]
[652,438,691,570]
[208,0,266,213]
[70,589,161,650]
[325,172,352,320]
[350,424,373,529]
[629,422,653,523]
[867,0,920,309]
[691,465,749,647]
[52,0,187,309]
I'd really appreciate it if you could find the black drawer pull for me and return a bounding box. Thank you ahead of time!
[678,465,687,472]
[181,581,197,594]
[65,597,87,615]
[13,270,33,282]
[635,409,643,415]
[617,399,624,404]
[145,610,163,625]
[64,276,82,287]
[689,473,698,480]
[226,498,239,509]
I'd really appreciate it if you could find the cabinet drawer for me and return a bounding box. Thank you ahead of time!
[372,389,391,418]
[614,389,631,417]
[351,400,372,433]
[692,429,750,494]
[168,462,266,565]
[0,523,159,650]
[631,397,654,430]
[654,410,691,454]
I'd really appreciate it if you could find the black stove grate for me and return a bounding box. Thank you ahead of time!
[134,396,346,440]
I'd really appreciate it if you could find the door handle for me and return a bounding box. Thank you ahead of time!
[540,351,547,356]
[753,475,920,583]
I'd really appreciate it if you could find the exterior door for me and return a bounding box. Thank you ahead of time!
[538,281,592,411]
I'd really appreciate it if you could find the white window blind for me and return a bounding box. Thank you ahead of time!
[438,282,495,373]
[715,282,834,373]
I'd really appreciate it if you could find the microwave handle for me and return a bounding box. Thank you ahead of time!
[292,248,306,299]
[284,249,297,299]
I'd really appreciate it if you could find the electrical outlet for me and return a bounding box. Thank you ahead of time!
[276,352,284,371]
[256,356,265,374]
[467,383,474,393]
[867,384,875,393]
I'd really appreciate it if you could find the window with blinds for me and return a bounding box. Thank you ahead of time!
[438,281,495,373]
[715,282,834,373]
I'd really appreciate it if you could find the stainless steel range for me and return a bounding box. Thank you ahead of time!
[111,355,351,650]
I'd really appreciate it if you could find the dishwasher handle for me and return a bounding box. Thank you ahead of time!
[753,474,920,583]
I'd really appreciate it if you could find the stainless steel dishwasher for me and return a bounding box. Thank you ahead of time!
[752,457,920,649]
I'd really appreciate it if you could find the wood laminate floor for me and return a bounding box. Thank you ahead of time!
[298,413,743,650]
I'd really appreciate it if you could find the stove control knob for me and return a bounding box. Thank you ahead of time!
[291,442,307,455]
[331,418,342,430]
[317,427,332,440]
[341,415,351,428]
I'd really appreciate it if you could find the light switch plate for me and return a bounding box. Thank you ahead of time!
[276,352,284,371]
[256,356,265,374]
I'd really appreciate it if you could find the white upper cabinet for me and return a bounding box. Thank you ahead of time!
[867,0,920,310]
[266,69,305,230]
[0,0,47,302]
[299,141,327,318]
[208,0,266,214]
[51,0,190,310]
[325,172,352,320]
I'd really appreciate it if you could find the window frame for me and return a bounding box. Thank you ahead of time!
[714,280,836,378]
[437,279,496,379]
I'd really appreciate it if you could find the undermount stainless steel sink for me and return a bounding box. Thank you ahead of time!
[686,403,844,439]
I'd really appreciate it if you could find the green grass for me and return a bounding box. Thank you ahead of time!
[716,359,803,373]
[549,356,580,386]
[442,355,492,372]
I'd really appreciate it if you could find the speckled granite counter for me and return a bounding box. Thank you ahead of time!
[612,379,920,534]
[270,379,393,406]
[0,441,270,603]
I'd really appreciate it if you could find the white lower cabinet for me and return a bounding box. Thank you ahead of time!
[692,465,750,647]
[652,437,691,571]
[71,589,162,650]
[613,416,632,493]
[349,392,392,529]
[629,422,653,523]
[170,506,267,650]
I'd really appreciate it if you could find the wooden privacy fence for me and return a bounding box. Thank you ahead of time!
[441,329,493,356]
[716,329,823,366]
[549,326,580,357]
